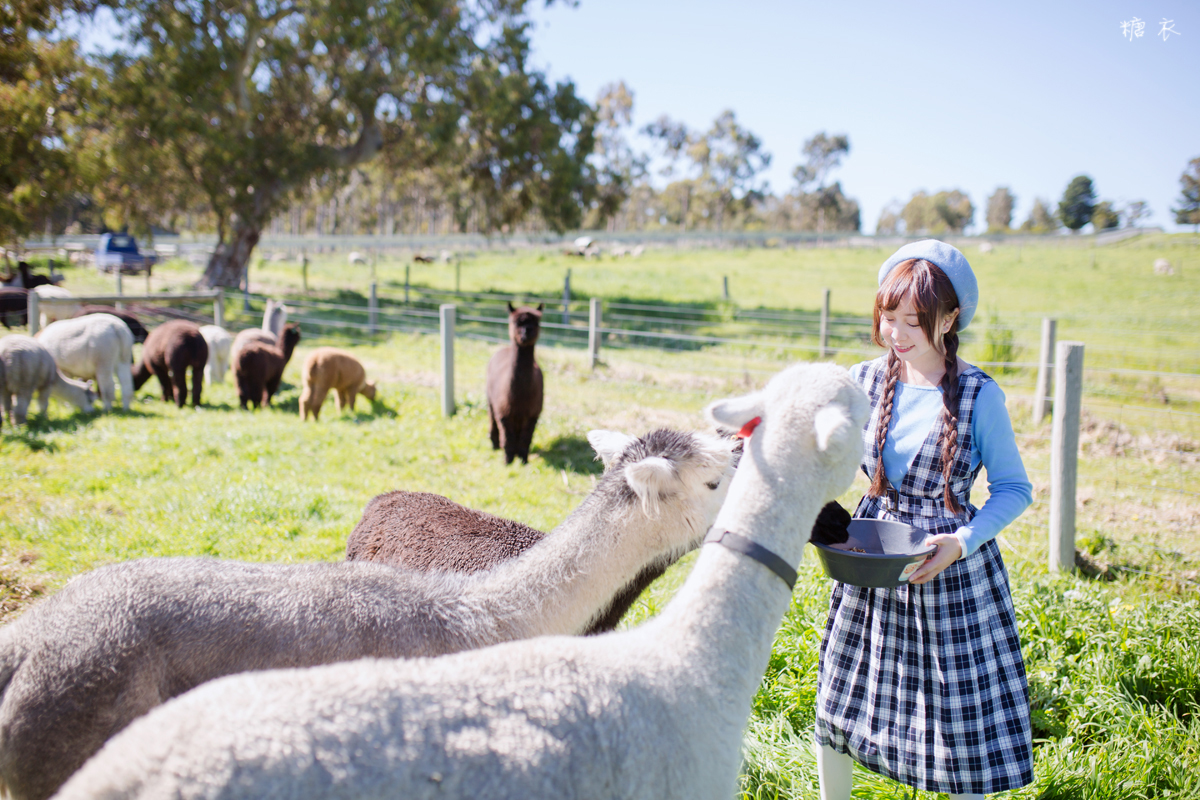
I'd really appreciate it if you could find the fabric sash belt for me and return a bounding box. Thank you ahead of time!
[703,529,797,591]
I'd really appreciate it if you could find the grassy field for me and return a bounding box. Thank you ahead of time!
[4,233,1199,798]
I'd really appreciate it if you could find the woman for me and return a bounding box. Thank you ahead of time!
[815,240,1034,800]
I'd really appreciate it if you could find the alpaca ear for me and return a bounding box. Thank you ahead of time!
[814,405,854,453]
[536,302,545,311]
[507,302,516,313]
[587,430,636,467]
[705,393,764,430]
[624,456,675,517]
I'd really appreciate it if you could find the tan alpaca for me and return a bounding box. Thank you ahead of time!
[299,347,376,420]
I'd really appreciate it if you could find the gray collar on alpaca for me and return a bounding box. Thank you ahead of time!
[703,529,797,591]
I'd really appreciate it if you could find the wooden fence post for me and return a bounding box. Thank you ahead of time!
[115,270,123,311]
[440,304,456,417]
[562,269,571,326]
[819,288,831,358]
[242,261,251,312]
[369,282,378,335]
[214,292,225,328]
[1032,317,1056,423]
[404,264,410,304]
[301,248,309,293]
[588,297,601,370]
[722,275,730,300]
[1049,341,1085,573]
[27,291,39,335]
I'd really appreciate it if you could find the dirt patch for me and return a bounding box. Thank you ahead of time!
[0,552,47,623]
[1079,410,1199,465]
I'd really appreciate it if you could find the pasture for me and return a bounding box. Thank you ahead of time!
[2,233,1199,798]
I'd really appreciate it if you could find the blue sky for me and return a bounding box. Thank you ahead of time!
[528,0,1199,232]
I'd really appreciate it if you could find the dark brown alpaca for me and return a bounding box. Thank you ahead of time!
[233,323,301,409]
[72,306,149,344]
[13,261,58,290]
[486,302,544,464]
[0,288,28,329]
[132,320,209,407]
[344,489,669,635]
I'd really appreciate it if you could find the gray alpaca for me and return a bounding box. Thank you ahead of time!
[0,427,735,800]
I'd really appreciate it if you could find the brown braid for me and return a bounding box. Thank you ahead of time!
[938,329,963,514]
[868,349,902,499]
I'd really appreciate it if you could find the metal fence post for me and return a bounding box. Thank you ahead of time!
[722,276,730,300]
[369,282,378,336]
[562,269,571,326]
[404,264,410,305]
[301,248,309,293]
[819,288,831,358]
[1049,341,1085,573]
[440,304,456,417]
[214,291,225,328]
[1033,318,1057,423]
[588,297,602,370]
[27,291,39,335]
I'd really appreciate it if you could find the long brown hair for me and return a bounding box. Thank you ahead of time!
[868,258,965,514]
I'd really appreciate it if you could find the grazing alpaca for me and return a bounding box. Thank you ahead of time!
[34,314,133,412]
[0,335,96,424]
[71,306,149,344]
[232,323,300,409]
[131,320,209,408]
[299,347,376,420]
[198,325,232,384]
[486,302,544,464]
[0,289,27,329]
[0,428,735,800]
[50,362,868,800]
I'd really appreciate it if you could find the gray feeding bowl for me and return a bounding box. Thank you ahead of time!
[812,519,937,589]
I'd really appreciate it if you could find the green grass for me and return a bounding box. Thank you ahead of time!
[5,234,1200,798]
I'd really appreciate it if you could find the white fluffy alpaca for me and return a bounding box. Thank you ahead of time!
[198,324,232,384]
[52,362,868,800]
[34,314,133,412]
[32,285,79,329]
[0,335,96,423]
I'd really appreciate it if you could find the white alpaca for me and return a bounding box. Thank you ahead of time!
[1,428,735,800]
[34,314,133,412]
[198,324,232,384]
[0,335,96,424]
[261,298,288,336]
[52,362,869,800]
[32,285,78,329]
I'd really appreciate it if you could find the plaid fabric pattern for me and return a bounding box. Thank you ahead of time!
[815,357,1034,795]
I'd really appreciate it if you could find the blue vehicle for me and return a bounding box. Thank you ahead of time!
[95,233,157,275]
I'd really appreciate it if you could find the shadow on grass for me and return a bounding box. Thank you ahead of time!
[535,434,603,475]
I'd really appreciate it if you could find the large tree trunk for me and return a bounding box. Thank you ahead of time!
[200,221,261,288]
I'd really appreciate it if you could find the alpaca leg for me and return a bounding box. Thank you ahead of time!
[36,387,50,417]
[152,363,173,403]
[501,419,518,465]
[487,403,500,450]
[14,393,30,425]
[817,744,852,800]
[299,385,312,420]
[96,370,115,413]
[345,389,357,411]
[190,365,203,407]
[334,388,346,412]
[516,414,539,464]
[117,362,133,410]
[2,391,12,425]
[172,367,188,408]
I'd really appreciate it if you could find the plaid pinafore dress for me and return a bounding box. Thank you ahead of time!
[815,357,1033,795]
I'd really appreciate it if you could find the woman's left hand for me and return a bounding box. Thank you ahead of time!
[908,534,963,585]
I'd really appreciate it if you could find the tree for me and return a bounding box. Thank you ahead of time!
[1091,201,1119,231]
[901,191,934,234]
[585,81,647,230]
[643,110,770,231]
[875,201,902,235]
[792,132,854,233]
[985,187,1015,233]
[932,190,974,233]
[0,0,83,249]
[1122,200,1150,228]
[1172,157,1200,230]
[1058,174,1097,232]
[78,0,598,287]
[1019,198,1059,233]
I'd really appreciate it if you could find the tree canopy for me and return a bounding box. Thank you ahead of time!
[1173,157,1200,229]
[1020,198,1059,233]
[1058,174,1096,232]
[74,0,597,286]
[985,187,1015,233]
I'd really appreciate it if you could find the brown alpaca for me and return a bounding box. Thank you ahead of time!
[0,288,28,329]
[299,347,377,421]
[485,302,544,464]
[344,489,670,635]
[131,320,209,407]
[233,323,301,409]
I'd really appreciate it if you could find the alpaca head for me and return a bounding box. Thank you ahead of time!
[362,380,377,401]
[705,362,869,535]
[506,302,543,347]
[586,428,737,558]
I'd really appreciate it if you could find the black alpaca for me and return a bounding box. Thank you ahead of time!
[485,302,544,465]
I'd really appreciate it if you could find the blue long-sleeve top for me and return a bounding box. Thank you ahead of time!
[850,362,1033,559]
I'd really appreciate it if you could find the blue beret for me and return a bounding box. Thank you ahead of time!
[877,239,978,331]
